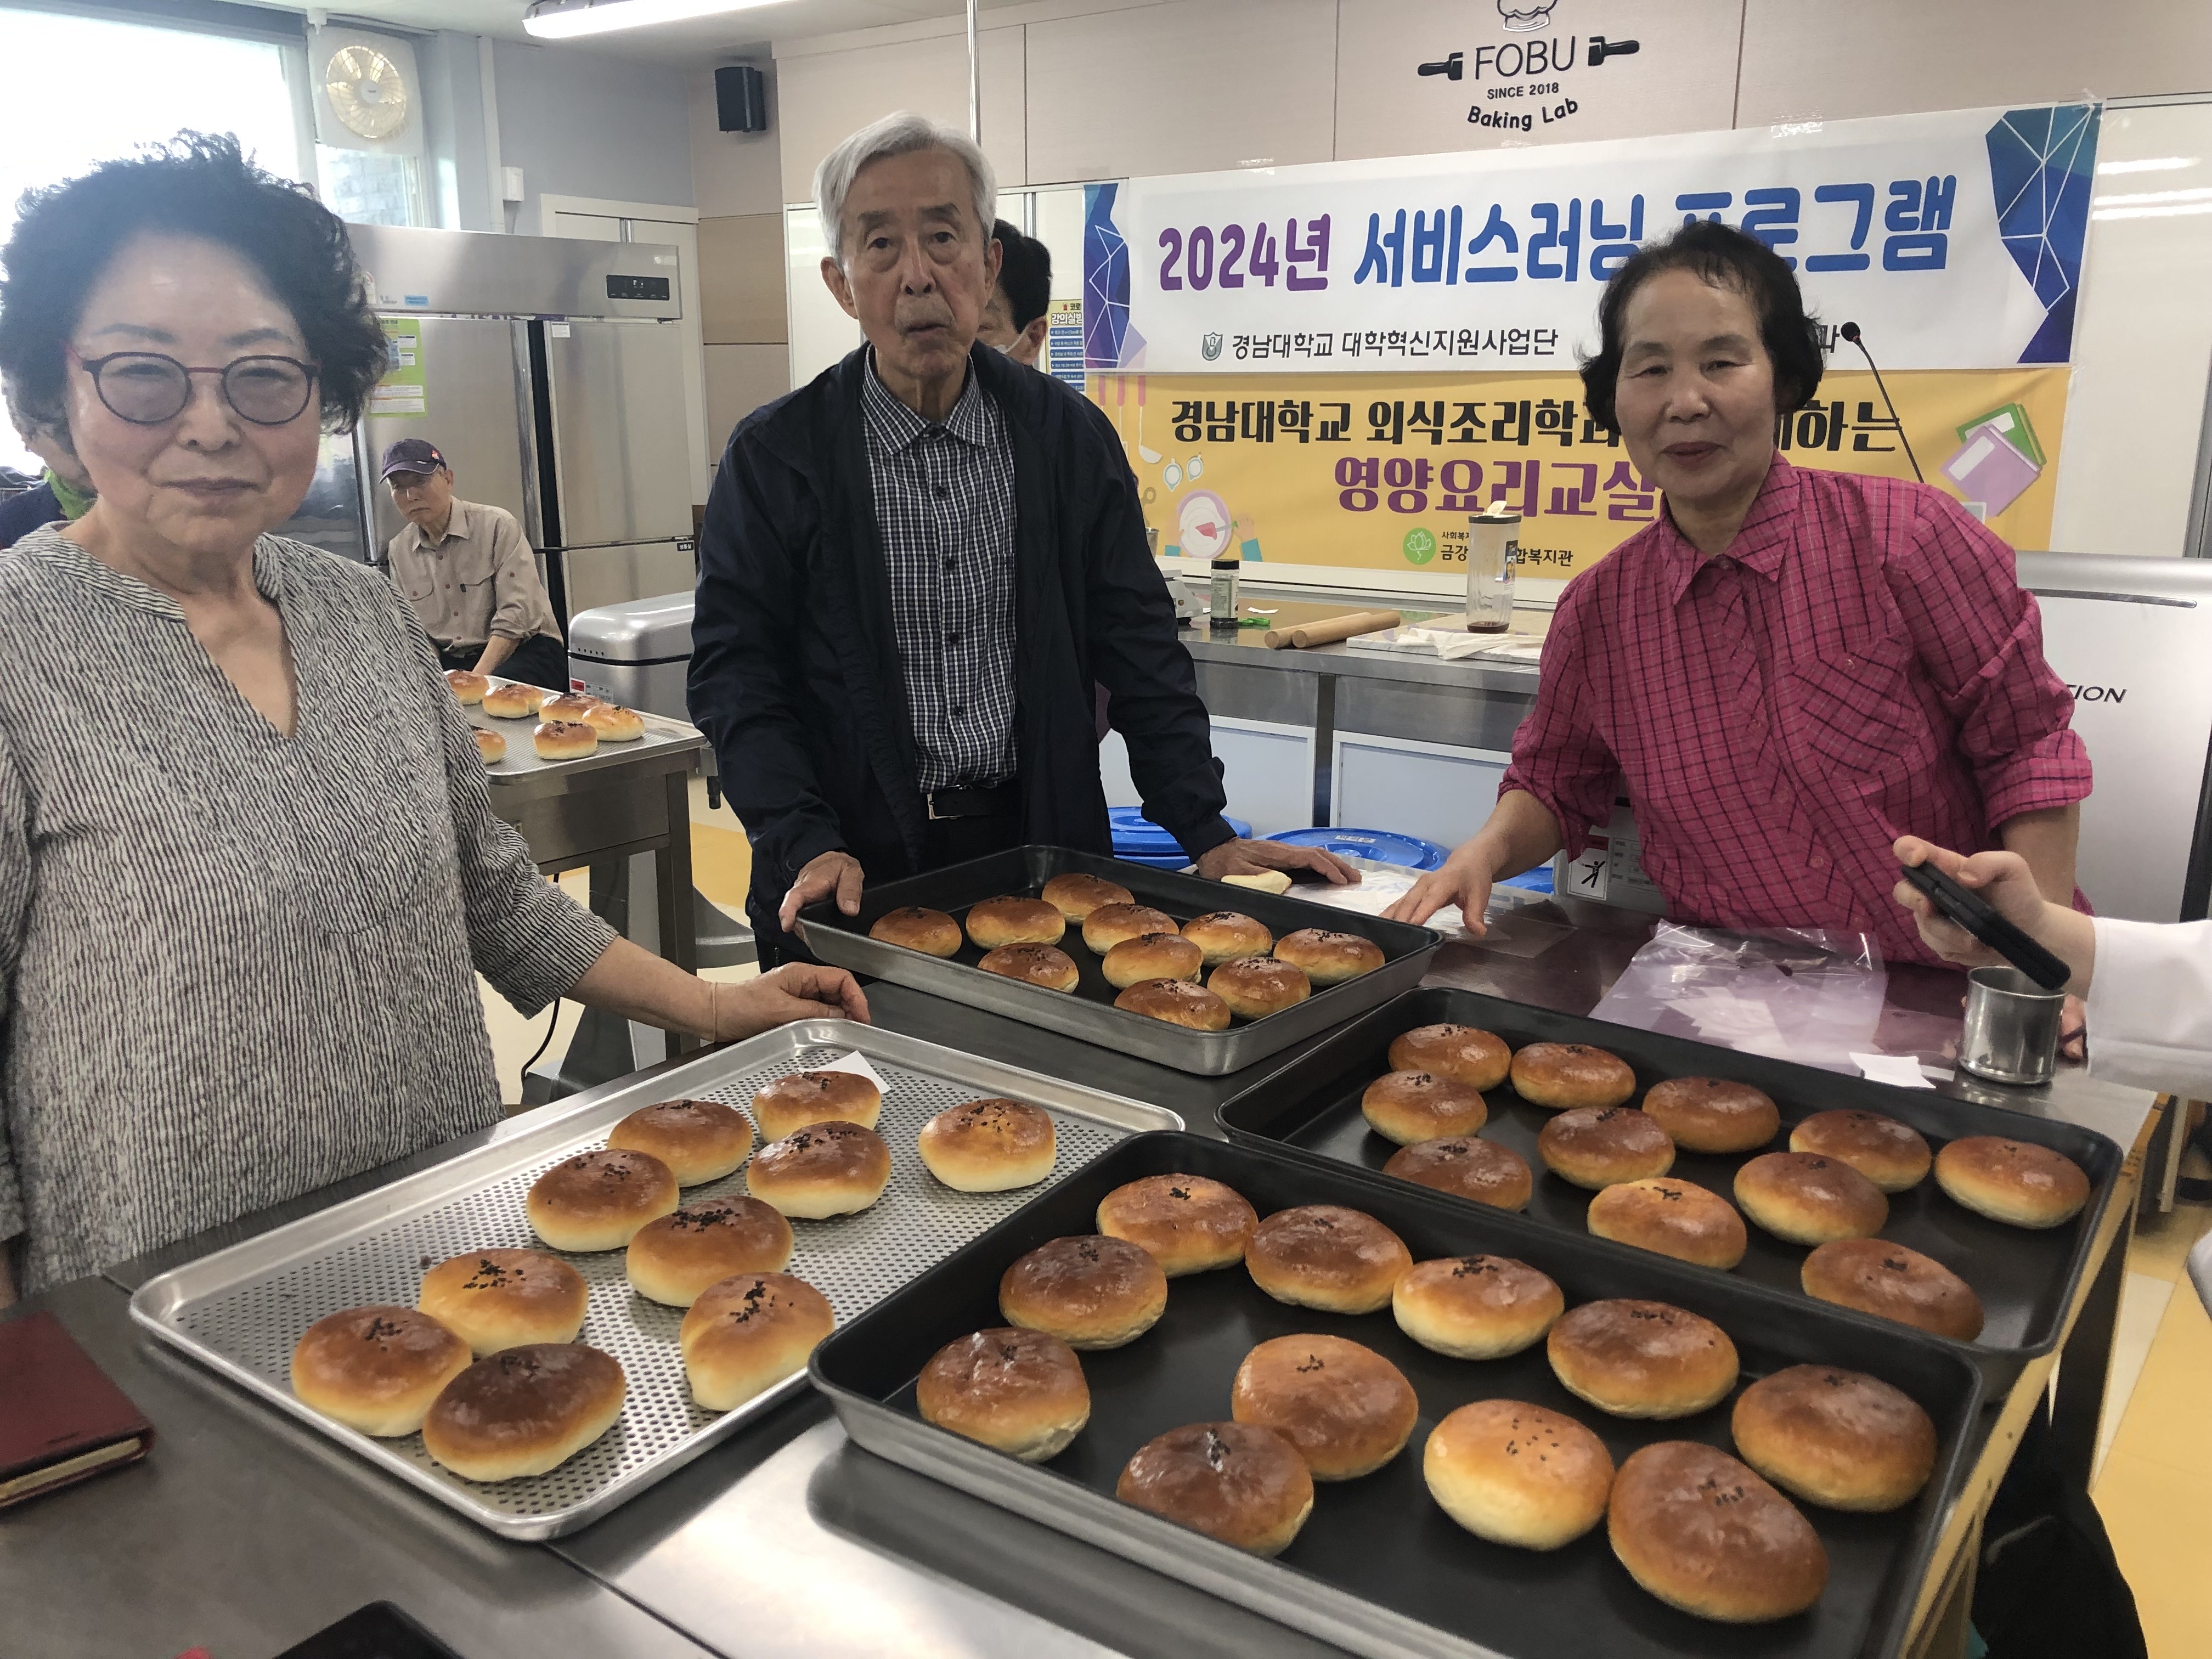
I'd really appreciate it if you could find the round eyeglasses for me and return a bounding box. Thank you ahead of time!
[66,347,319,427]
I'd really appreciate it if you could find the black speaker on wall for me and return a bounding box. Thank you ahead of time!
[715,65,768,133]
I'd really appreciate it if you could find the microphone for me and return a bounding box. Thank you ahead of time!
[1837,321,1924,483]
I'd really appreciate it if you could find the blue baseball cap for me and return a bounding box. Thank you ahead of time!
[379,438,447,480]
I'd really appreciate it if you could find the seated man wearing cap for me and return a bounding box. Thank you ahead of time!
[381,438,568,690]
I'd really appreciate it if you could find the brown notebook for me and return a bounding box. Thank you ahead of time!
[0,1310,154,1508]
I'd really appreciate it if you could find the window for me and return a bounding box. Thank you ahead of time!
[315,148,425,229]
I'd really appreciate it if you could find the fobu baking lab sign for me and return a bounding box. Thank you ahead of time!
[1418,0,1641,135]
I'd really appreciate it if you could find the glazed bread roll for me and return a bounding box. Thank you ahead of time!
[1608,1441,1827,1623]
[966,895,1066,949]
[1384,1135,1533,1211]
[999,1234,1169,1349]
[1388,1024,1511,1091]
[1586,1177,1748,1271]
[918,1097,1058,1192]
[472,727,507,764]
[1273,928,1385,986]
[1040,871,1133,921]
[1245,1204,1413,1315]
[1425,1400,1614,1550]
[1094,1173,1259,1275]
[978,943,1081,992]
[1102,932,1202,989]
[1361,1070,1489,1146]
[917,1327,1091,1461]
[625,1197,794,1308]
[1731,1364,1938,1513]
[416,1249,588,1356]
[1180,910,1272,966]
[1082,902,1179,954]
[1230,1334,1418,1481]
[421,1344,627,1481]
[752,1070,883,1141]
[539,692,600,721]
[582,702,645,741]
[533,719,597,760]
[678,1272,836,1412]
[1114,978,1231,1031]
[1641,1077,1780,1155]
[745,1121,891,1218]
[607,1098,755,1186]
[1789,1109,1932,1193]
[1547,1299,1740,1419]
[482,681,545,719]
[869,905,962,957]
[1935,1136,2090,1229]
[291,1306,471,1436]
[1538,1106,1676,1190]
[1392,1254,1564,1359]
[1734,1151,1888,1245]
[445,669,488,704]
[1206,956,1311,1019]
[1511,1042,1637,1111]
[1116,1421,1314,1556]
[1801,1238,1984,1340]
[527,1148,680,1251]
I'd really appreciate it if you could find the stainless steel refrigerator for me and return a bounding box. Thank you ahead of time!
[283,224,696,622]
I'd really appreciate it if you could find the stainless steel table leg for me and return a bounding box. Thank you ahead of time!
[2049,1203,2133,1490]
[661,770,699,1061]
[2157,1097,2194,1214]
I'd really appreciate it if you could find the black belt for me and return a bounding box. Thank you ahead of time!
[924,782,1019,820]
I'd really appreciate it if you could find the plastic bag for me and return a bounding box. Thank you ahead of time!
[1276,855,1555,942]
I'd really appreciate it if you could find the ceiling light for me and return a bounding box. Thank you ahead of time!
[524,0,789,39]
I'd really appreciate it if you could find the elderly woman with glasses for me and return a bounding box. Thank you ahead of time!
[0,134,867,1305]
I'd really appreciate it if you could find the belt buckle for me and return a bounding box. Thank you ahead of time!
[926,791,953,821]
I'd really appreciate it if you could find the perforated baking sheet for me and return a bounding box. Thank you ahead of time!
[128,1021,1178,1539]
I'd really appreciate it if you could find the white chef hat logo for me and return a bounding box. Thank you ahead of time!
[1497,0,1559,32]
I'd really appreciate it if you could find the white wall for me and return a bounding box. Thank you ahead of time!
[492,39,696,232]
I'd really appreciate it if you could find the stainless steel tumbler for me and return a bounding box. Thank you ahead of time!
[1958,966,2065,1085]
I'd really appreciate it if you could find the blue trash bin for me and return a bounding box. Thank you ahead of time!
[1109,807,1252,869]
[1263,827,1450,871]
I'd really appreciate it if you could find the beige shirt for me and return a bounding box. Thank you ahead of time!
[385,497,562,649]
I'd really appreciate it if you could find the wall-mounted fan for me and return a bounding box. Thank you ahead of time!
[324,43,409,142]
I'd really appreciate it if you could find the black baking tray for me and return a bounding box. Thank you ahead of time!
[796,845,1440,1075]
[1217,987,2124,1379]
[812,1132,1984,1659]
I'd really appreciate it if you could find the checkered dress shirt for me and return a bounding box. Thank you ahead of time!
[1500,456,2091,966]
[860,354,1019,792]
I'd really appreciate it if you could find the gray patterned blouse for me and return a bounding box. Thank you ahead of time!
[0,528,617,1294]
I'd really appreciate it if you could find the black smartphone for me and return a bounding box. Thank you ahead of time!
[1899,859,2071,991]
[275,1602,465,1659]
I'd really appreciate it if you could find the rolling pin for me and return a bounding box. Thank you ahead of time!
[1262,610,1402,650]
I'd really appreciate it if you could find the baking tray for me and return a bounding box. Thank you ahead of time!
[128,1021,1178,1540]
[812,1131,1984,1659]
[797,845,1441,1076]
[1218,987,2124,1377]
[463,675,703,785]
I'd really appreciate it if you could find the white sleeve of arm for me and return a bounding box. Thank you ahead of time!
[2085,917,2212,1100]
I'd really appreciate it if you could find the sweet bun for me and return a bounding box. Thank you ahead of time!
[1040,872,1133,921]
[481,681,544,719]
[1095,1173,1259,1275]
[1361,1071,1489,1146]
[1935,1136,2090,1229]
[1608,1441,1827,1623]
[1116,1421,1314,1556]
[625,1197,794,1308]
[1102,932,1201,989]
[1388,1024,1511,1091]
[978,943,1081,992]
[1731,1364,1938,1513]
[678,1272,836,1412]
[1425,1400,1614,1550]
[1383,1137,1533,1211]
[1231,1334,1418,1480]
[1790,1109,1932,1193]
[445,669,488,704]
[1392,1254,1563,1359]
[291,1306,471,1436]
[1273,928,1385,986]
[1181,910,1272,966]
[1245,1205,1412,1315]
[417,1249,588,1356]
[421,1344,627,1481]
[1206,956,1311,1019]
[869,906,962,957]
[1587,1178,1748,1271]
[918,1327,1091,1461]
[582,702,645,741]
[527,1149,679,1251]
[1735,1152,1888,1245]
[1000,1234,1168,1349]
[1641,1078,1780,1155]
[539,692,600,721]
[1538,1106,1675,1190]
[966,895,1066,949]
[472,727,507,764]
[1114,979,1231,1031]
[752,1070,883,1141]
[1801,1239,1984,1341]
[917,1097,1057,1192]
[533,719,597,760]
[1082,902,1179,954]
[1511,1043,1637,1111]
[1547,1299,1740,1419]
[746,1121,892,1218]
[606,1098,754,1185]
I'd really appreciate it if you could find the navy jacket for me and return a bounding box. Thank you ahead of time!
[689,345,1232,944]
[0,482,61,551]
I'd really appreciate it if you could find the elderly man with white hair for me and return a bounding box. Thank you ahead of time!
[689,112,1354,962]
